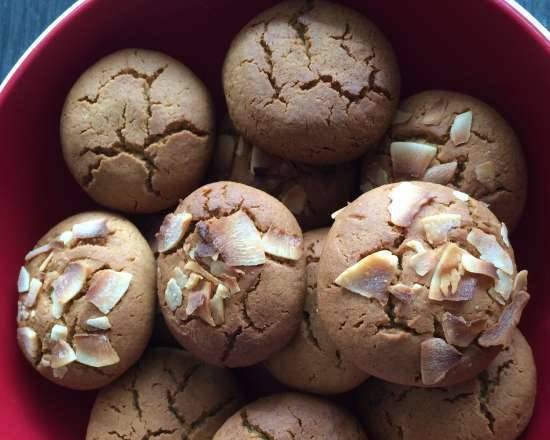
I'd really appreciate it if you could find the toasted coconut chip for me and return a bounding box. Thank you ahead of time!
[197,211,266,266]
[186,231,218,260]
[17,266,30,293]
[50,324,68,342]
[165,278,183,312]
[186,281,215,326]
[453,190,470,202]
[391,142,438,179]
[388,284,415,303]
[410,250,438,277]
[422,162,458,185]
[72,218,109,240]
[52,367,68,379]
[441,313,486,347]
[185,273,202,290]
[422,97,447,125]
[461,252,497,280]
[388,182,433,227]
[421,337,463,385]
[494,269,513,301]
[392,109,413,125]
[422,214,461,246]
[24,278,42,308]
[173,267,189,289]
[86,316,112,330]
[210,261,242,294]
[404,240,427,254]
[210,285,231,326]
[335,250,398,304]
[467,228,514,275]
[514,270,528,293]
[501,223,511,247]
[52,262,87,305]
[214,134,236,177]
[262,227,303,261]
[17,327,40,361]
[186,290,206,315]
[25,243,54,262]
[157,212,193,253]
[73,334,120,367]
[51,300,64,320]
[50,340,77,368]
[56,230,76,247]
[184,260,226,287]
[475,161,496,188]
[478,290,530,347]
[85,270,133,314]
[429,243,463,301]
[451,275,478,302]
[250,146,278,175]
[17,301,29,323]
[38,252,54,272]
[280,184,307,215]
[450,111,473,145]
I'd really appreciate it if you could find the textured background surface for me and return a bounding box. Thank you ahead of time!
[0,0,549,81]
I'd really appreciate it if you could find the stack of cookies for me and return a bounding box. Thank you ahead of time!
[15,1,535,439]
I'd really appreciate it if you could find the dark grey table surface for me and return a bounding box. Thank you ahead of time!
[0,0,549,82]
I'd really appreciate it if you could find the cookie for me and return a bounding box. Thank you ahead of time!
[16,212,156,390]
[86,348,243,440]
[360,90,527,230]
[61,48,214,213]
[222,0,400,165]
[213,392,367,440]
[210,117,358,229]
[317,181,530,387]
[358,329,536,440]
[156,181,306,367]
[265,228,368,394]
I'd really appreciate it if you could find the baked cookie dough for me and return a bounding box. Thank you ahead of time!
[360,90,527,230]
[265,228,368,394]
[86,348,243,440]
[61,48,214,213]
[358,329,536,440]
[16,212,156,390]
[210,117,358,229]
[223,0,400,165]
[156,181,306,367]
[213,392,367,440]
[317,181,529,387]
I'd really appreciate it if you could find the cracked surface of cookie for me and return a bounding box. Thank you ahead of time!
[210,117,358,229]
[16,212,156,390]
[213,392,367,440]
[357,329,536,440]
[360,90,527,230]
[317,181,528,387]
[222,0,400,165]
[157,182,306,367]
[265,228,368,394]
[61,48,214,213]
[86,347,243,440]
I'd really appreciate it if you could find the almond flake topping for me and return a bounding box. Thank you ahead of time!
[72,218,109,239]
[450,111,473,145]
[157,212,193,253]
[280,184,307,215]
[24,278,42,308]
[73,334,120,367]
[388,183,433,227]
[501,223,511,247]
[420,337,463,385]
[461,252,497,280]
[441,313,486,347]
[25,243,56,262]
[262,227,303,261]
[52,262,87,311]
[85,270,133,314]
[17,267,30,293]
[17,327,40,361]
[422,213,461,246]
[50,340,77,368]
[390,142,438,179]
[56,230,75,247]
[429,243,466,301]
[50,324,68,341]
[422,162,457,185]
[86,316,112,330]
[493,269,513,301]
[38,252,54,272]
[165,278,183,312]
[467,228,514,275]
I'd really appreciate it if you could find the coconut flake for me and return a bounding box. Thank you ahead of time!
[461,252,497,280]
[185,281,215,326]
[428,243,464,301]
[72,218,109,240]
[514,270,528,293]
[50,340,77,368]
[392,109,413,125]
[173,267,189,289]
[335,250,398,304]
[404,240,427,254]
[185,273,202,290]
[422,97,447,125]
[56,230,75,247]
[441,313,486,347]
[453,190,470,202]
[421,337,463,385]
[24,278,42,308]
[210,284,231,326]
[388,183,433,227]
[422,214,461,246]
[280,184,307,215]
[493,269,513,301]
[450,111,473,145]
[165,278,183,312]
[73,334,120,367]
[467,229,514,275]
[262,227,303,261]
[157,212,193,253]
[501,223,511,247]
[50,324,68,341]
[388,283,415,303]
[184,260,226,287]
[390,142,438,179]
[410,250,438,277]
[52,262,87,307]
[86,316,112,330]
[17,267,30,293]
[38,252,54,272]
[17,327,40,361]
[475,161,496,188]
[422,162,458,185]
[85,270,133,314]
[25,243,54,262]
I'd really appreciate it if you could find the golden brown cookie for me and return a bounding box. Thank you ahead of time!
[222,0,400,165]
[360,90,527,230]
[61,48,214,213]
[210,117,358,229]
[265,228,368,394]
[317,181,529,387]
[16,212,156,390]
[358,329,536,440]
[213,392,367,440]
[156,181,306,367]
[86,348,243,440]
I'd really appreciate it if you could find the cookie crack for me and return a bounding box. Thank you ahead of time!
[183,395,238,438]
[288,0,315,71]
[165,363,202,426]
[221,326,243,363]
[240,274,268,333]
[444,392,474,402]
[141,429,177,440]
[241,410,275,440]
[259,22,287,107]
[383,409,404,440]
[303,309,321,350]
[108,431,130,440]
[129,367,144,420]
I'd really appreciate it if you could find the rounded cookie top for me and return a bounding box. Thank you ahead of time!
[317,181,529,387]
[223,0,400,165]
[61,48,214,213]
[360,90,527,230]
[86,348,244,440]
[265,228,368,394]
[213,392,367,440]
[358,329,536,440]
[16,212,156,390]
[210,117,358,229]
[156,181,306,367]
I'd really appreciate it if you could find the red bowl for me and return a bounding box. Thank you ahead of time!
[0,0,548,438]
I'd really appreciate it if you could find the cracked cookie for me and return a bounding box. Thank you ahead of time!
[86,347,243,440]
[61,48,214,213]
[156,181,306,367]
[265,228,368,394]
[210,117,358,229]
[360,90,527,230]
[213,392,367,440]
[317,181,529,387]
[222,0,400,165]
[16,212,156,390]
[357,329,536,440]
